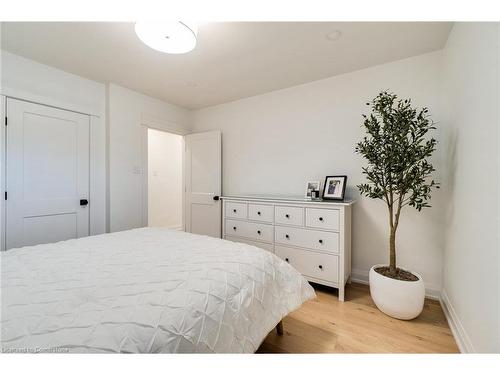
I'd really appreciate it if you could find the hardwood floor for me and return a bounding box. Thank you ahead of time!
[257,282,459,353]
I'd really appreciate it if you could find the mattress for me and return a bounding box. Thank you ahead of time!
[1,228,315,353]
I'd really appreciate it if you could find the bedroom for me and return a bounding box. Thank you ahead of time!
[0,0,499,372]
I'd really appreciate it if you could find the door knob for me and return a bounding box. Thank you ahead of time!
[213,195,220,201]
[80,199,89,206]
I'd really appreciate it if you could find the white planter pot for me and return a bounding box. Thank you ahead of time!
[369,265,425,320]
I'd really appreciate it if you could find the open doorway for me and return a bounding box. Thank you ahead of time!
[147,128,183,230]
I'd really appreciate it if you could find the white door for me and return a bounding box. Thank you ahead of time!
[5,99,90,249]
[184,130,221,238]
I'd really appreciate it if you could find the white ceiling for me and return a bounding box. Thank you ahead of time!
[1,22,452,109]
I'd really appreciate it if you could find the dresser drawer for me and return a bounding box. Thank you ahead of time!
[225,219,274,243]
[275,206,304,226]
[305,208,340,231]
[276,245,338,283]
[225,235,274,253]
[225,201,247,219]
[248,203,274,223]
[275,226,339,253]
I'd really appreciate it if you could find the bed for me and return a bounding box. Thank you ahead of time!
[1,228,315,353]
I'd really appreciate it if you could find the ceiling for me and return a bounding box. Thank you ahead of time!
[1,22,452,109]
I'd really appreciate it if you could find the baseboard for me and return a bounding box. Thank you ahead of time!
[440,289,475,353]
[165,225,183,231]
[350,268,441,300]
[350,268,370,286]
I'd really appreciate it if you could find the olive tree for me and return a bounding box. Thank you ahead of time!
[355,92,439,277]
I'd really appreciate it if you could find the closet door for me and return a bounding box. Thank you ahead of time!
[5,99,90,249]
[184,130,222,238]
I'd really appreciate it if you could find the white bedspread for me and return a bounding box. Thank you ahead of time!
[1,228,315,353]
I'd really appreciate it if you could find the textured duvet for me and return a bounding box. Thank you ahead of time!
[1,228,315,353]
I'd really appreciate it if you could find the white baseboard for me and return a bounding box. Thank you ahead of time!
[350,268,441,300]
[160,225,183,231]
[440,289,475,353]
[167,225,183,231]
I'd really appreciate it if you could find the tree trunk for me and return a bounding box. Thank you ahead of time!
[389,225,396,275]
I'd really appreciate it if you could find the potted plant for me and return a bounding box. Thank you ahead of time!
[355,91,439,320]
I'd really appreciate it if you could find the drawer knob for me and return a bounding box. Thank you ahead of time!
[257,230,261,235]
[285,258,289,262]
[233,226,237,231]
[257,211,261,215]
[285,234,290,239]
[318,265,323,270]
[319,239,323,244]
[233,209,237,213]
[285,214,290,218]
[319,217,324,222]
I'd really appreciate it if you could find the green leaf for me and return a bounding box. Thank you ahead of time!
[355,91,439,213]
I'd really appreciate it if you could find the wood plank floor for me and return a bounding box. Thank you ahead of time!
[257,282,459,353]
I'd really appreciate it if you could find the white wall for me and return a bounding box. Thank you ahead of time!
[192,51,445,295]
[1,51,105,116]
[108,84,191,232]
[0,51,107,244]
[441,23,500,353]
[148,128,183,229]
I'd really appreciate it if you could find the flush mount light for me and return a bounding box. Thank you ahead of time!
[326,30,342,41]
[135,21,198,54]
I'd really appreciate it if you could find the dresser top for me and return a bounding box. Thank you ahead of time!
[221,194,356,206]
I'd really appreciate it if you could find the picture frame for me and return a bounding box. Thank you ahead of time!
[304,181,321,199]
[322,176,347,201]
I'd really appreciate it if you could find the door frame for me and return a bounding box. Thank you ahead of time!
[140,121,187,231]
[0,94,104,251]
[1,95,6,251]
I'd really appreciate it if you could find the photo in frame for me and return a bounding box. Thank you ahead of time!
[304,181,321,199]
[322,176,347,201]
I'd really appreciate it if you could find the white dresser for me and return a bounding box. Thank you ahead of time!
[221,195,354,301]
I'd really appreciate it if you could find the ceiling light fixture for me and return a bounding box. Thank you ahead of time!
[135,21,198,54]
